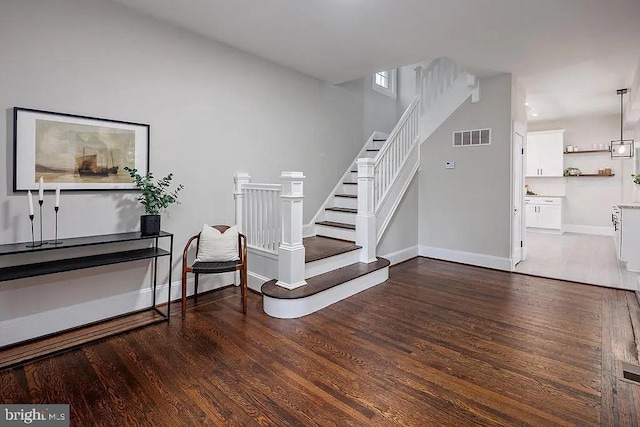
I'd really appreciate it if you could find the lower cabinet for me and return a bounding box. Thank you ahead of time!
[525,197,563,232]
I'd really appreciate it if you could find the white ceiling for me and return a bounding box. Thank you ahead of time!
[111,0,640,122]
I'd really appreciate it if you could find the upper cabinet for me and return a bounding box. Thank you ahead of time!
[526,130,564,177]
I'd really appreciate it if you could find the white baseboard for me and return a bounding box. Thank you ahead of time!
[380,245,419,266]
[526,227,563,235]
[248,271,270,293]
[0,274,235,347]
[563,224,613,236]
[419,245,511,271]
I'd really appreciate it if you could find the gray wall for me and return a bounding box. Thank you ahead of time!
[376,175,419,256]
[0,0,371,341]
[419,74,513,258]
[528,115,630,228]
[340,74,403,139]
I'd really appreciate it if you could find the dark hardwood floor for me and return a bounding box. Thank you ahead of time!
[2,257,640,426]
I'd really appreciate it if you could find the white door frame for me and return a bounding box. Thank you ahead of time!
[511,121,526,270]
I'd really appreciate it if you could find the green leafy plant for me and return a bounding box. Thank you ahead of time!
[563,167,581,177]
[124,167,184,215]
[633,174,640,185]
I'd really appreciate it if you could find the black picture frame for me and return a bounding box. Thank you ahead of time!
[13,107,150,191]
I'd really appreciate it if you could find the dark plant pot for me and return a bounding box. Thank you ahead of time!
[140,215,161,236]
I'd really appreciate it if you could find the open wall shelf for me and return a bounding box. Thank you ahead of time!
[565,174,615,177]
[564,149,610,154]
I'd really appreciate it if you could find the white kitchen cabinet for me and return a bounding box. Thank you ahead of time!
[525,197,563,232]
[526,130,564,177]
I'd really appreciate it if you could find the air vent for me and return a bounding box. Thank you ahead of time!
[453,128,491,147]
[619,361,640,385]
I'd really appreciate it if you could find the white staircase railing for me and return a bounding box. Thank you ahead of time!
[372,96,420,210]
[356,57,474,258]
[234,172,306,290]
[242,183,281,253]
[416,57,462,113]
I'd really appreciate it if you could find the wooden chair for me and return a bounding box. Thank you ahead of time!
[181,225,248,319]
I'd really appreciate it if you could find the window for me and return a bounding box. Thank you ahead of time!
[372,69,396,98]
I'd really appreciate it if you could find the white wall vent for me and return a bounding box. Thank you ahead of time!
[453,129,491,147]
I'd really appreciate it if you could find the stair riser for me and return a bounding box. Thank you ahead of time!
[325,210,356,225]
[334,196,357,209]
[263,266,389,319]
[305,249,361,278]
[341,183,358,195]
[316,225,356,241]
[349,171,358,181]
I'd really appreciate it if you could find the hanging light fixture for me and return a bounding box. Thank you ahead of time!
[611,88,634,159]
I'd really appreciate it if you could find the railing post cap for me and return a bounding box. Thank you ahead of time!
[234,172,251,181]
[356,158,375,165]
[280,171,305,180]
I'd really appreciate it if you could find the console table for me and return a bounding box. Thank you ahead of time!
[0,231,173,370]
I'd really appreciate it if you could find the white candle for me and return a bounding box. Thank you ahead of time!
[28,190,34,216]
[55,186,60,208]
[38,177,44,201]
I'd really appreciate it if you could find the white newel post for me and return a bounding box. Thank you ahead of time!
[276,172,306,290]
[356,158,376,263]
[233,172,250,232]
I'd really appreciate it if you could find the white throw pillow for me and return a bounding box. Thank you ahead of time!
[195,224,239,262]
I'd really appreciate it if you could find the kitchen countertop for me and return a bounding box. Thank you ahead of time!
[616,202,640,209]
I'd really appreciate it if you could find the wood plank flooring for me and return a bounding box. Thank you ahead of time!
[2,257,640,426]
[0,309,166,371]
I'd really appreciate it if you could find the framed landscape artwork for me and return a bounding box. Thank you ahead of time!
[13,107,149,191]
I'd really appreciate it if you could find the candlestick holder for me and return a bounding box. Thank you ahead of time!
[38,200,48,246]
[26,214,40,248]
[52,206,63,245]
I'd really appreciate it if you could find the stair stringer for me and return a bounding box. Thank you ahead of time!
[375,72,476,244]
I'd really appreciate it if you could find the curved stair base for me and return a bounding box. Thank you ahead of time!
[262,257,389,319]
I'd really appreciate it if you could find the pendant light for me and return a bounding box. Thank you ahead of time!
[611,88,634,159]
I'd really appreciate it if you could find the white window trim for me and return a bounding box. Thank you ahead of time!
[372,69,397,99]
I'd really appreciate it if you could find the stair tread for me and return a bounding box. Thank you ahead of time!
[325,207,357,213]
[261,257,390,299]
[373,139,387,142]
[342,182,357,185]
[366,149,380,152]
[335,193,357,198]
[315,221,355,230]
[303,236,361,263]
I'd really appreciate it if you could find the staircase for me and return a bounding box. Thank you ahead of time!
[241,58,478,319]
[262,236,389,318]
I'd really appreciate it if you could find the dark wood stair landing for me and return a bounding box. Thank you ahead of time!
[262,257,389,299]
[303,236,360,263]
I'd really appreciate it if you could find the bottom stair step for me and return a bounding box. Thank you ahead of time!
[261,257,390,318]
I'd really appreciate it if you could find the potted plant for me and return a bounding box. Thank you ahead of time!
[563,167,581,177]
[124,167,184,235]
[632,174,640,185]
